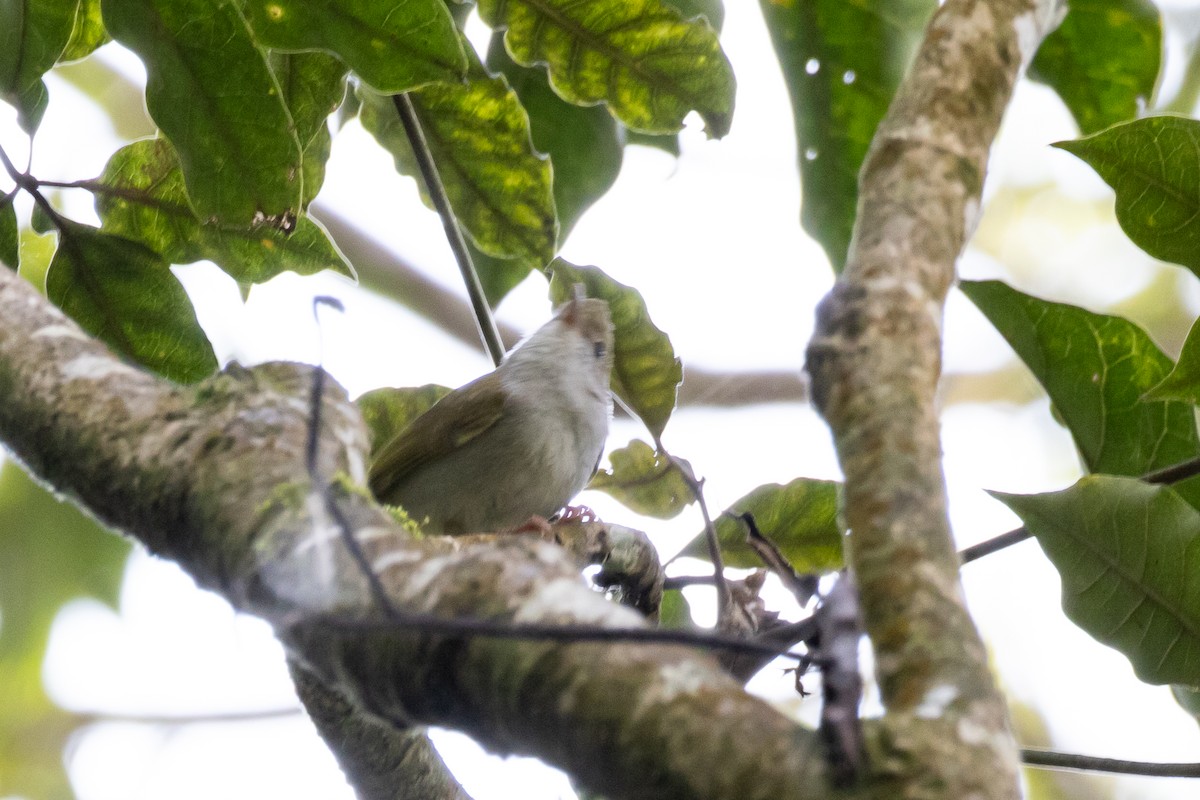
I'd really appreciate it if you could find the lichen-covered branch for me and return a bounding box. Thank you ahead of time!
[289,661,471,800]
[805,0,1063,798]
[0,265,834,800]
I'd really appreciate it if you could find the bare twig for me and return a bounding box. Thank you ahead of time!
[1020,749,1200,778]
[390,93,505,367]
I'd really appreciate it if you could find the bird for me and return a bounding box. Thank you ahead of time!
[368,293,613,535]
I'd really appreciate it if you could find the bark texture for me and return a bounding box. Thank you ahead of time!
[0,265,834,800]
[806,0,1064,798]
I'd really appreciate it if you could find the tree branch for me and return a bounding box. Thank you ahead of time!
[805,0,1064,797]
[0,265,836,800]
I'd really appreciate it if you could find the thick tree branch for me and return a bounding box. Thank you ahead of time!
[805,1,1064,798]
[0,266,836,800]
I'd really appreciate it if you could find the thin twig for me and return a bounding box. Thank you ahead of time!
[730,511,820,606]
[958,526,1032,565]
[960,453,1200,565]
[304,304,399,619]
[668,455,732,629]
[304,610,805,664]
[1020,748,1200,778]
[391,93,505,367]
[76,706,303,726]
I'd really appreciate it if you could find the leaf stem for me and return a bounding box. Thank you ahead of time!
[1020,748,1200,778]
[961,453,1200,565]
[391,93,505,367]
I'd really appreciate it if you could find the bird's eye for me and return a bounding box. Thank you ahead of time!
[593,341,606,358]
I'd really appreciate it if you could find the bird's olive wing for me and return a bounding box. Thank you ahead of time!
[367,373,506,504]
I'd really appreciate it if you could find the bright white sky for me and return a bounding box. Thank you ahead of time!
[3,2,1200,799]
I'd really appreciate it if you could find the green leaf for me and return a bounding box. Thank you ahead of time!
[46,218,218,383]
[356,383,451,458]
[995,476,1200,688]
[242,0,466,92]
[0,0,78,131]
[0,460,130,800]
[0,194,17,270]
[92,138,353,283]
[1145,316,1200,405]
[301,122,332,208]
[588,439,692,519]
[961,280,1200,501]
[267,50,349,150]
[548,260,682,439]
[485,32,623,242]
[1029,0,1160,135]
[666,0,724,30]
[759,0,934,272]
[1173,684,1200,726]
[17,228,55,289]
[658,588,694,629]
[102,0,303,228]
[1054,117,1200,276]
[477,0,735,137]
[680,478,843,572]
[60,0,109,63]
[358,81,557,266]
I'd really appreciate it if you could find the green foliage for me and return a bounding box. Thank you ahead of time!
[589,439,693,519]
[477,0,735,137]
[1145,316,1200,405]
[485,34,622,247]
[358,79,557,271]
[961,280,1200,505]
[60,0,110,63]
[0,194,16,270]
[996,476,1200,689]
[103,0,303,228]
[242,0,466,92]
[1054,117,1200,276]
[0,461,131,799]
[46,218,218,383]
[0,0,78,131]
[1030,0,1161,135]
[679,478,843,572]
[357,383,452,457]
[759,0,934,272]
[548,260,682,440]
[93,138,353,284]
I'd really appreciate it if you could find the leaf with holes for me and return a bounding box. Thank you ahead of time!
[103,0,302,227]
[359,81,557,267]
[357,384,451,458]
[243,0,465,92]
[93,138,352,283]
[679,478,843,572]
[589,439,692,519]
[1054,117,1200,276]
[478,0,735,137]
[759,0,934,271]
[961,279,1200,506]
[46,219,217,383]
[996,476,1200,688]
[548,260,681,439]
[1030,0,1160,135]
